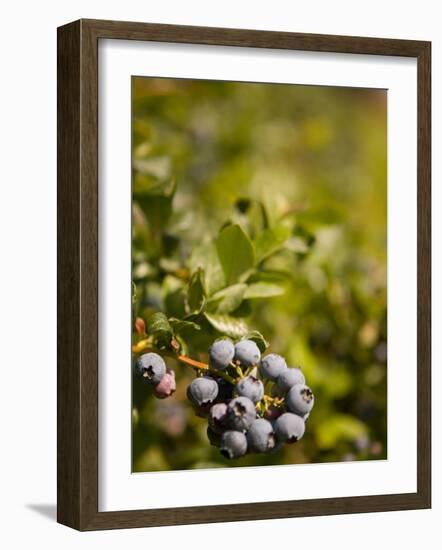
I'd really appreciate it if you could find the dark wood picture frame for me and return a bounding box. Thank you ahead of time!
[57,18,431,531]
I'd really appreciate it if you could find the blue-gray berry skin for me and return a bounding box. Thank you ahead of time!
[235,376,264,403]
[234,340,261,367]
[220,430,248,459]
[226,396,257,431]
[209,338,235,370]
[247,418,276,453]
[135,352,166,385]
[186,376,219,407]
[276,367,305,392]
[286,384,315,415]
[354,434,370,452]
[274,413,306,443]
[260,353,287,381]
[208,402,228,433]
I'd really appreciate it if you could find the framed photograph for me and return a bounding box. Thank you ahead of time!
[57,19,431,530]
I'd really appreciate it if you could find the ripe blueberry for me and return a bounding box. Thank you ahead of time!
[247,418,276,453]
[220,430,248,459]
[276,367,305,392]
[135,352,166,384]
[354,434,370,452]
[274,413,305,443]
[286,384,315,415]
[226,396,257,431]
[235,376,264,403]
[153,368,176,399]
[209,338,235,370]
[234,340,261,367]
[259,353,287,381]
[208,402,228,433]
[186,376,219,407]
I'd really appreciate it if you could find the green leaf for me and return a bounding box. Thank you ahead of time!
[247,270,292,284]
[175,334,189,356]
[135,194,174,236]
[208,284,247,314]
[146,312,173,348]
[168,318,201,334]
[134,178,177,240]
[244,330,269,352]
[133,156,172,182]
[132,282,138,327]
[244,282,285,299]
[254,224,292,263]
[188,242,225,295]
[233,198,269,235]
[316,414,368,450]
[133,174,176,200]
[187,268,206,313]
[216,224,255,285]
[297,203,346,228]
[204,312,249,339]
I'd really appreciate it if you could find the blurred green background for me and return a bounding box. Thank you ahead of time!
[131,77,387,472]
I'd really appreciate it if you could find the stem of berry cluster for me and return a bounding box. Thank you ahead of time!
[177,355,236,384]
[177,354,208,370]
[263,394,284,407]
[176,356,285,410]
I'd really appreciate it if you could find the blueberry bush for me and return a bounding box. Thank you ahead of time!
[132,78,387,471]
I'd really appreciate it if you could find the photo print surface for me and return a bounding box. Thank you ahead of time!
[131,77,387,472]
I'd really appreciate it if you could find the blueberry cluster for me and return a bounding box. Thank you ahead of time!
[134,338,314,459]
[134,352,176,399]
[195,338,314,459]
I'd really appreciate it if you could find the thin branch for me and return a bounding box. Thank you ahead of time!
[177,355,236,385]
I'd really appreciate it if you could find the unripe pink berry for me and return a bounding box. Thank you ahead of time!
[153,368,176,399]
[134,317,145,335]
